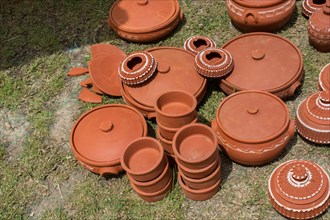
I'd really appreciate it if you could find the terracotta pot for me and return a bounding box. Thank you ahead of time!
[211,90,295,166]
[308,1,330,52]
[156,128,174,156]
[121,47,207,119]
[173,123,219,169]
[302,0,326,17]
[195,48,234,78]
[70,105,147,176]
[268,160,330,219]
[183,36,217,55]
[127,158,172,193]
[121,137,166,182]
[319,63,330,91]
[220,33,304,99]
[226,0,296,32]
[178,172,220,201]
[295,90,330,144]
[108,0,183,43]
[176,156,220,179]
[157,118,198,141]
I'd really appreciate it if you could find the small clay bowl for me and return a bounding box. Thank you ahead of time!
[179,161,221,190]
[178,172,220,201]
[127,158,172,193]
[121,137,166,182]
[158,117,198,140]
[173,123,219,169]
[176,156,219,179]
[155,90,198,128]
[156,128,174,156]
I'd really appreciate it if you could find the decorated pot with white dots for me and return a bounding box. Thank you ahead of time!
[302,0,326,18]
[319,63,330,91]
[183,36,216,55]
[295,90,330,144]
[268,160,330,219]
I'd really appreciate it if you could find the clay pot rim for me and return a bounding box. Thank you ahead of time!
[131,175,173,197]
[176,156,219,175]
[222,32,304,94]
[179,161,221,183]
[173,123,218,164]
[215,90,290,144]
[230,0,287,8]
[155,90,198,118]
[178,171,221,194]
[70,104,148,167]
[108,1,181,34]
[319,63,330,91]
[157,117,198,133]
[120,137,165,176]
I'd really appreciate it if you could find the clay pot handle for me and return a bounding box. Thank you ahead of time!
[137,0,148,6]
[179,10,184,21]
[243,10,258,24]
[99,167,121,176]
[288,120,295,138]
[288,81,301,97]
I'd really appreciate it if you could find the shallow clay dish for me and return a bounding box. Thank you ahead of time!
[177,156,220,179]
[302,0,326,17]
[108,0,183,42]
[70,104,147,175]
[226,0,296,32]
[319,63,330,91]
[121,47,207,119]
[121,137,166,182]
[183,36,217,55]
[211,90,295,166]
[268,160,330,219]
[221,33,304,99]
[295,90,330,144]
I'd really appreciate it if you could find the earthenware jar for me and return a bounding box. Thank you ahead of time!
[226,0,296,32]
[70,104,147,175]
[295,90,330,144]
[108,0,183,42]
[183,36,217,55]
[221,33,304,99]
[302,0,326,17]
[308,0,330,52]
[268,160,330,219]
[319,63,330,91]
[211,90,295,166]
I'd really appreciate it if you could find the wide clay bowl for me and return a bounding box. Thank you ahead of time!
[127,158,172,193]
[183,36,217,55]
[226,0,296,32]
[178,172,220,201]
[177,156,220,179]
[121,137,166,182]
[156,128,174,156]
[302,0,326,17]
[155,90,198,128]
[157,117,198,140]
[173,123,219,169]
[319,63,330,91]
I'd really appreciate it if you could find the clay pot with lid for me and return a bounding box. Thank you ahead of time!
[268,160,330,219]
[70,104,147,176]
[183,36,217,55]
[108,0,183,43]
[308,0,330,52]
[319,63,330,91]
[226,0,296,32]
[211,90,295,166]
[295,90,330,144]
[302,0,326,17]
[220,33,304,99]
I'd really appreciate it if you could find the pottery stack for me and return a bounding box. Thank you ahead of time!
[121,137,173,202]
[173,123,221,201]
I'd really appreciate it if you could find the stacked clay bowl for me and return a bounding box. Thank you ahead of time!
[173,123,221,201]
[121,137,172,202]
[155,90,198,156]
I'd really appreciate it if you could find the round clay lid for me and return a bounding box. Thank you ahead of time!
[222,33,303,94]
[109,0,180,34]
[268,160,330,219]
[216,90,290,143]
[319,63,330,91]
[122,47,206,109]
[70,104,147,166]
[232,0,286,8]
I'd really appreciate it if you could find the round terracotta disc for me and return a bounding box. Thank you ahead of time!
[217,90,289,142]
[268,160,330,219]
[221,33,303,97]
[319,63,330,91]
[70,104,147,166]
[89,47,126,97]
[122,47,206,109]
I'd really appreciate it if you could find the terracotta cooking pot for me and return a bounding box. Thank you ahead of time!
[211,90,295,166]
[319,63,330,91]
[302,0,327,17]
[157,118,198,141]
[177,156,220,179]
[226,0,296,32]
[183,36,217,55]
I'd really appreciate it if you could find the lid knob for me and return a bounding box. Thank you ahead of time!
[251,49,265,60]
[318,90,330,106]
[137,0,148,6]
[158,63,170,74]
[291,164,308,181]
[247,107,259,115]
[100,120,114,132]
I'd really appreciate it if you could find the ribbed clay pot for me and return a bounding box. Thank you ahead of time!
[319,63,330,91]
[157,117,198,140]
[177,156,220,179]
[156,128,174,156]
[183,36,217,55]
[121,137,166,182]
[302,0,326,17]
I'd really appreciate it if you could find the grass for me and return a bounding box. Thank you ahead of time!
[0,0,329,219]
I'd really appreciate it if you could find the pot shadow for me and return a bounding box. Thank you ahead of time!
[273,133,298,163]
[284,75,304,102]
[219,150,233,184]
[103,170,126,181]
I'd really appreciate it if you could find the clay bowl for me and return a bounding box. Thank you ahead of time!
[155,90,198,128]
[156,128,174,156]
[158,117,198,140]
[127,158,172,193]
[173,123,219,169]
[121,137,166,182]
[178,172,220,201]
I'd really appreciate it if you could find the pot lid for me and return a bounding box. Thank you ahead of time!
[109,0,180,34]
[303,0,327,17]
[216,90,289,143]
[70,104,147,166]
[231,0,286,8]
[222,33,303,93]
[122,47,206,108]
[319,63,330,91]
[183,36,217,55]
[268,160,330,219]
[310,1,330,31]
